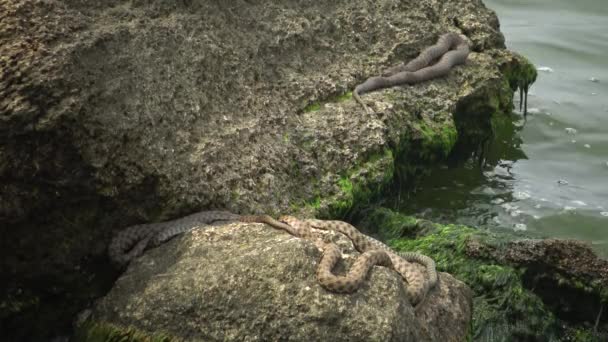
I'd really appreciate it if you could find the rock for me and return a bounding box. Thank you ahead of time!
[87,222,472,341]
[466,237,608,329]
[1,0,528,338]
[492,239,608,282]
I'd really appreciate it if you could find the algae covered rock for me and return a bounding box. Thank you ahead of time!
[82,222,472,341]
[358,207,608,341]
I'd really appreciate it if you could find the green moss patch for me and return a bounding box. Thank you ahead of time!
[357,207,606,341]
[303,91,353,112]
[309,148,394,218]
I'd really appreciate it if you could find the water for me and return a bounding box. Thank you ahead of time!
[396,0,608,256]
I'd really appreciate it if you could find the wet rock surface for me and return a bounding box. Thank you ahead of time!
[89,222,472,342]
[467,238,608,327]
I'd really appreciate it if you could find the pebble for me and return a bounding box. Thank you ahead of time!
[537,66,554,72]
[565,127,578,135]
[590,77,599,83]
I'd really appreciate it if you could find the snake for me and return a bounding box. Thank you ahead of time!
[109,212,436,305]
[240,215,435,305]
[302,218,437,299]
[353,32,471,113]
[108,210,240,265]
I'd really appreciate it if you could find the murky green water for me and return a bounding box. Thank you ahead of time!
[396,0,608,255]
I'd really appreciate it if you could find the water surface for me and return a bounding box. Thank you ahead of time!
[396,0,608,255]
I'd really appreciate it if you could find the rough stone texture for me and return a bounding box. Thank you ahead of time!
[469,238,608,283]
[89,222,472,341]
[1,0,506,221]
[1,0,514,339]
[466,237,608,330]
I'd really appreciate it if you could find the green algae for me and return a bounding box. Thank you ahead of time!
[357,207,607,341]
[303,102,322,112]
[413,119,458,160]
[361,210,557,340]
[450,52,538,163]
[303,91,353,112]
[307,148,394,219]
[328,148,395,218]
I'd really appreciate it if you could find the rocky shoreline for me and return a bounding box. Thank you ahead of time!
[3,0,603,341]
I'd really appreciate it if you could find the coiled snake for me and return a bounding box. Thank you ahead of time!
[353,32,470,113]
[240,215,436,305]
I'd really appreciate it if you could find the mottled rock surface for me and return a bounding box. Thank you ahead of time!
[90,222,472,341]
[467,237,608,327]
[1,0,524,339]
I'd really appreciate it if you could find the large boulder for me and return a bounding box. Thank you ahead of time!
[85,222,472,341]
[1,0,533,339]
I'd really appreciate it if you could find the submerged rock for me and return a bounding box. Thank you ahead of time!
[84,222,472,341]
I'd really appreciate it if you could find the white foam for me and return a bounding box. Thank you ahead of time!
[571,200,587,206]
[514,191,531,200]
[514,223,527,231]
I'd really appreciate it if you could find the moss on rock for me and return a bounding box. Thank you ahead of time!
[357,208,607,341]
[307,148,395,219]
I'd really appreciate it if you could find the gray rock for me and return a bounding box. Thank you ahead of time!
[90,222,472,341]
[0,0,521,338]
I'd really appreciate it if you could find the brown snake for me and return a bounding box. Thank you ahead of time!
[109,210,240,265]
[353,32,470,113]
[240,215,435,305]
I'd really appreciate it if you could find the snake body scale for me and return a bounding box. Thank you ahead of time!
[353,32,470,113]
[109,210,240,265]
